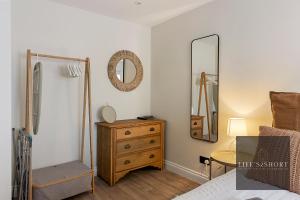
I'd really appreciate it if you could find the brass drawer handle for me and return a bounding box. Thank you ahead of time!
[149,127,155,131]
[125,130,131,135]
[193,122,197,125]
[124,144,131,149]
[149,154,155,159]
[149,139,155,144]
[124,160,131,165]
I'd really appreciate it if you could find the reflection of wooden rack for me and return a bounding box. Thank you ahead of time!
[197,72,211,140]
[25,49,94,200]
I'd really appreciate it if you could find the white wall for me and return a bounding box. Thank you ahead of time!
[12,0,151,169]
[0,0,12,198]
[151,0,300,174]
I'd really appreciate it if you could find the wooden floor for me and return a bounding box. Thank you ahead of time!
[68,168,199,200]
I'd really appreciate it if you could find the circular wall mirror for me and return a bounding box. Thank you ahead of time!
[108,50,143,92]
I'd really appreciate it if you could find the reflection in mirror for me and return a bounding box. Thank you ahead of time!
[116,59,137,83]
[191,34,219,142]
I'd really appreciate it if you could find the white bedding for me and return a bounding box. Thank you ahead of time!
[173,169,300,200]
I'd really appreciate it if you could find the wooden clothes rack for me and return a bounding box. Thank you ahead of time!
[25,49,94,200]
[197,72,211,140]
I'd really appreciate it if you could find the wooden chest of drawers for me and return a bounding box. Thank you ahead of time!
[191,115,204,138]
[96,119,165,185]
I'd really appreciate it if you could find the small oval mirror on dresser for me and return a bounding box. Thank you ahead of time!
[191,34,219,143]
[108,50,143,92]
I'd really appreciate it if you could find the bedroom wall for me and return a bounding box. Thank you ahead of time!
[12,0,151,169]
[0,0,12,198]
[151,0,300,176]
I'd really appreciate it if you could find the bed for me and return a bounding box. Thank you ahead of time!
[174,91,300,200]
[173,169,300,200]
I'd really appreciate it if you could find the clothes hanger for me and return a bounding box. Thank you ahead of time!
[76,61,82,77]
[206,76,218,85]
[67,62,82,78]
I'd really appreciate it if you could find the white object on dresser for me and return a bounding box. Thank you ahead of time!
[101,105,117,123]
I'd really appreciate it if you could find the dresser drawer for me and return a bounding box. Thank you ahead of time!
[117,135,160,155]
[191,129,203,138]
[191,119,203,129]
[116,124,160,140]
[115,149,161,172]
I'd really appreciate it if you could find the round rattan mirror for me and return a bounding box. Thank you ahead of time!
[108,50,143,92]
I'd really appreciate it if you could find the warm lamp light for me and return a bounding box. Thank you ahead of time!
[227,118,247,137]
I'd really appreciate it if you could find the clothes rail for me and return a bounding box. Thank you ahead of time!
[30,52,87,62]
[25,49,94,200]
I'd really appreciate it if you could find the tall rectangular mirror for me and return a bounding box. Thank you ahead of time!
[191,34,219,142]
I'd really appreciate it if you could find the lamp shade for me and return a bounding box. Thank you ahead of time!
[227,118,247,137]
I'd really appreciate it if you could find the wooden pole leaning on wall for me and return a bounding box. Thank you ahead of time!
[197,73,203,116]
[86,58,95,192]
[26,49,33,200]
[81,64,88,163]
[25,49,33,134]
[202,73,211,140]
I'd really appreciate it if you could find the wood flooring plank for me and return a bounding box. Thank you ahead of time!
[68,168,199,200]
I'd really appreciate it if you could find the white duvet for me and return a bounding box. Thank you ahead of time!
[173,169,300,200]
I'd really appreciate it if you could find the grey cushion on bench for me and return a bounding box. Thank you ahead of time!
[32,160,92,200]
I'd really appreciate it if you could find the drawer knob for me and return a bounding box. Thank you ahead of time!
[193,132,197,136]
[193,122,197,125]
[124,144,131,149]
[149,154,155,159]
[149,139,155,144]
[125,130,131,135]
[124,160,131,165]
[149,127,155,131]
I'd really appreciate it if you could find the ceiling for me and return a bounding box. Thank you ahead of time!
[49,0,214,26]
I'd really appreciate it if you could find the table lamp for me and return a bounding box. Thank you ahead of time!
[227,118,247,150]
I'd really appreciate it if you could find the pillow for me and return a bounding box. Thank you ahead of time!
[270,91,300,132]
[253,126,300,194]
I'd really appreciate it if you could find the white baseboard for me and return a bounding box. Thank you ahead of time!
[165,160,208,184]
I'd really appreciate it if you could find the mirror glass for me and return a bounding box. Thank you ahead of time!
[191,34,219,142]
[116,59,137,83]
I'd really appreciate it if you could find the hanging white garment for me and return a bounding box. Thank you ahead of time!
[33,62,43,135]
